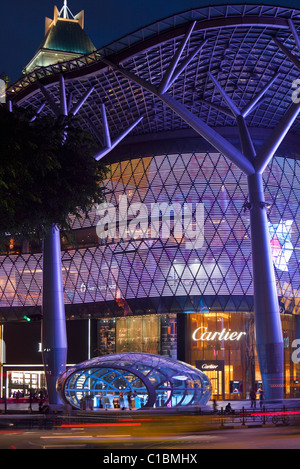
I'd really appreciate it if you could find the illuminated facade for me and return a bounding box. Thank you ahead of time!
[2,153,300,311]
[3,3,300,402]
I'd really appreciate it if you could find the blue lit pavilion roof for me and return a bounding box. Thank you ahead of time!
[56,352,212,409]
[7,3,300,157]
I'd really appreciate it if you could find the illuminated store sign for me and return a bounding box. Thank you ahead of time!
[192,327,246,342]
[201,363,219,370]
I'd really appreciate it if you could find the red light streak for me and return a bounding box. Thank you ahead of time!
[118,418,153,422]
[0,430,24,434]
[244,411,300,417]
[118,418,179,422]
[60,422,142,428]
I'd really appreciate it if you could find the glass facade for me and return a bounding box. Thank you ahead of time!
[1,152,300,399]
[1,153,300,317]
[116,316,160,354]
[94,311,300,400]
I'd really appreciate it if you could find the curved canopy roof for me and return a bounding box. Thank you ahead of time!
[57,352,212,409]
[7,4,300,158]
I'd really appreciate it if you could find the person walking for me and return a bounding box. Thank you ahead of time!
[250,388,256,409]
[258,387,264,409]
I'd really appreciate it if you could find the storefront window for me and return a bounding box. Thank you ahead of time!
[96,319,116,355]
[97,314,177,358]
[186,311,299,400]
[116,315,160,353]
[7,371,46,398]
[282,315,300,398]
[186,312,255,400]
[96,311,299,399]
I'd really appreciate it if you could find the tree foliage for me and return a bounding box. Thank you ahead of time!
[0,105,107,241]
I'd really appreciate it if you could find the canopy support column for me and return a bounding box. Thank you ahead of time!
[247,172,284,400]
[42,225,67,406]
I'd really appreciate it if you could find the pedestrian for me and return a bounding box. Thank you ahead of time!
[127,391,132,410]
[225,402,233,414]
[212,399,218,413]
[258,388,264,409]
[119,392,125,410]
[250,388,256,408]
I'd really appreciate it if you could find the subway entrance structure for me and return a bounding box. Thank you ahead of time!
[4,3,300,403]
[56,353,212,409]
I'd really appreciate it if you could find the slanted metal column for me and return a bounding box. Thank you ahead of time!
[42,225,67,405]
[247,173,283,400]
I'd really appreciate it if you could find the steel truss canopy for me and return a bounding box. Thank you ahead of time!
[7,3,300,157]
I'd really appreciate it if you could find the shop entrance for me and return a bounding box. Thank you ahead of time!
[5,370,46,399]
[196,360,225,400]
[206,369,222,399]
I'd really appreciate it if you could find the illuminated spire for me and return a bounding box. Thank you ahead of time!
[59,0,74,19]
[23,2,94,74]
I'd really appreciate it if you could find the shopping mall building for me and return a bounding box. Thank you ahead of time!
[2,2,300,403]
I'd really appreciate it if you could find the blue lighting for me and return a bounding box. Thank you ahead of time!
[57,353,212,410]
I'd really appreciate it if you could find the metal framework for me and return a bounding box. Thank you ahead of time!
[56,352,212,409]
[6,4,300,402]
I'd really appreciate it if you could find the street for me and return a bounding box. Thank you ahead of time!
[0,415,299,451]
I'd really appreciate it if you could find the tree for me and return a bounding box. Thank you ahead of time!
[0,105,107,242]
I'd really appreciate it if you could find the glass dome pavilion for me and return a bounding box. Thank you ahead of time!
[57,353,212,410]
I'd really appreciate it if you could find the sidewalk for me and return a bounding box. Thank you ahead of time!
[208,398,300,413]
[0,398,299,416]
[0,402,40,414]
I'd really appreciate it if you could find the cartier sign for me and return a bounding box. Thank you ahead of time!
[201,363,219,370]
[192,326,246,342]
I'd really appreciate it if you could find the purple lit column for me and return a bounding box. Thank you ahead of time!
[248,172,283,400]
[42,225,67,406]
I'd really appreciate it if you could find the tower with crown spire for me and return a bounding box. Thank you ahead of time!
[23,1,96,74]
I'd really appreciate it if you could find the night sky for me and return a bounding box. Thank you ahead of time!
[1,0,300,84]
